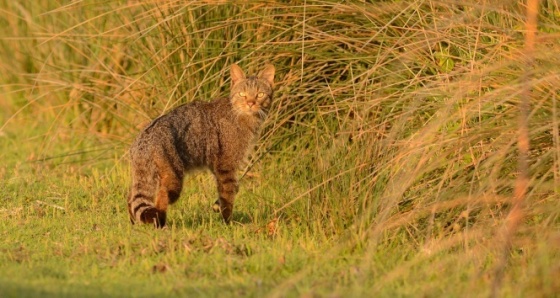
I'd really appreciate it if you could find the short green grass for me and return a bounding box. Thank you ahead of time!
[1,0,560,297]
[0,128,382,297]
[1,105,559,298]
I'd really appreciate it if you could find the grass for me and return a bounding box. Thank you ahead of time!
[1,0,560,297]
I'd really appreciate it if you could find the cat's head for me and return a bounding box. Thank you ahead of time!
[230,64,275,118]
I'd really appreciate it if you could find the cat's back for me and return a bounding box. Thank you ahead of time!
[129,98,232,161]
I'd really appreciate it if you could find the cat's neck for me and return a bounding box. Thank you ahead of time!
[235,112,264,135]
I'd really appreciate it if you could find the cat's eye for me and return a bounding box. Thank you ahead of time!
[257,92,265,98]
[238,92,246,97]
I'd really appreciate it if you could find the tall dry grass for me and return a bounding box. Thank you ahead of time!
[1,0,559,294]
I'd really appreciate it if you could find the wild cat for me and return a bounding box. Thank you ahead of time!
[127,64,275,227]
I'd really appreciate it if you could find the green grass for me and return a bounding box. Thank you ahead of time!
[1,0,560,297]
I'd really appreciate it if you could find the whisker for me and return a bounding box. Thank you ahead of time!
[258,109,267,120]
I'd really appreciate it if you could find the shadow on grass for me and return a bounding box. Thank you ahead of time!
[168,209,254,229]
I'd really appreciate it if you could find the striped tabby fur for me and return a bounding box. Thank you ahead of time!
[128,64,275,227]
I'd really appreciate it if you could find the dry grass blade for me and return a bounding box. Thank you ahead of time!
[491,0,539,296]
[1,0,559,296]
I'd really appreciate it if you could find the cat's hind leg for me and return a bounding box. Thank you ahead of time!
[152,157,183,228]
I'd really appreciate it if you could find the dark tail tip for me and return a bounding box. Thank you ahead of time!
[140,207,166,228]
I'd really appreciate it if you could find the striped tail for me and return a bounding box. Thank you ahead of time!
[128,192,166,228]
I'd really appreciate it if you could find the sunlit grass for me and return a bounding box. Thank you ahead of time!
[1,0,559,297]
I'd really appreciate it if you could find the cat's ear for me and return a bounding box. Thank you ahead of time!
[230,64,246,87]
[259,64,275,86]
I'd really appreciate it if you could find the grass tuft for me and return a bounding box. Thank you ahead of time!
[1,0,559,296]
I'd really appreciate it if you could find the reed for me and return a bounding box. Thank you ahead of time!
[1,0,559,296]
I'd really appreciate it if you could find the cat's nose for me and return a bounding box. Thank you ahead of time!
[247,100,255,107]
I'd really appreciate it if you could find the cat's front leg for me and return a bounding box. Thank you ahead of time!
[213,166,239,224]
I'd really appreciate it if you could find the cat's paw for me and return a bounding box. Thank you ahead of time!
[212,201,221,213]
[139,207,166,228]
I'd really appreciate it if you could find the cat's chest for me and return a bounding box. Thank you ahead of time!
[215,118,256,158]
[218,118,253,143]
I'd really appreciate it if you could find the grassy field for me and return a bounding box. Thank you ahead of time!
[1,0,559,297]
